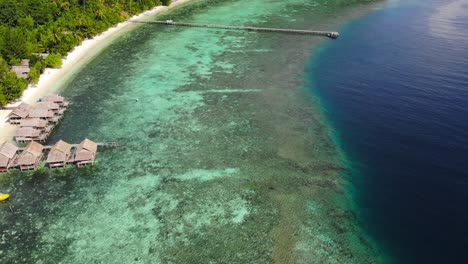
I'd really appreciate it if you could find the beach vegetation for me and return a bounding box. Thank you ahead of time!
[28,64,41,84]
[1,71,28,100]
[45,53,63,68]
[0,0,172,106]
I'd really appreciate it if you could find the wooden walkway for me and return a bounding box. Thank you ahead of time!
[4,141,120,171]
[18,142,120,151]
[130,20,340,39]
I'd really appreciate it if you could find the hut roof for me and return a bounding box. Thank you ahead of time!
[42,94,65,103]
[0,142,19,159]
[28,109,53,118]
[17,141,44,166]
[11,65,30,79]
[75,139,97,162]
[14,127,41,138]
[81,139,97,153]
[0,155,9,167]
[46,140,72,163]
[8,108,29,119]
[35,102,60,110]
[20,59,30,66]
[20,118,48,128]
[0,142,18,168]
[24,141,44,156]
[17,102,32,110]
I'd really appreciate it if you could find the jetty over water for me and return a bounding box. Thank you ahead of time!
[1,140,120,172]
[20,141,121,151]
[130,20,340,39]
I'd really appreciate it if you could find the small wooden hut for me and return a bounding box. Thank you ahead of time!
[35,101,67,117]
[46,140,72,168]
[17,102,32,110]
[35,102,60,112]
[11,59,30,79]
[0,142,19,172]
[16,141,44,171]
[7,108,30,124]
[14,127,42,143]
[74,139,98,167]
[28,109,54,120]
[42,94,69,108]
[20,118,48,130]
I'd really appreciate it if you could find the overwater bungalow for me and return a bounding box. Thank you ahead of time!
[74,139,98,167]
[35,102,60,112]
[7,108,30,124]
[46,140,72,168]
[19,118,48,130]
[35,101,67,116]
[0,142,19,172]
[14,127,42,143]
[16,141,44,171]
[28,109,54,121]
[42,94,69,108]
[17,102,32,110]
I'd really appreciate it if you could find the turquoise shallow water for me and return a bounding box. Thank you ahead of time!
[1,0,383,263]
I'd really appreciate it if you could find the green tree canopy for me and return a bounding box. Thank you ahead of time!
[45,53,62,68]
[0,0,172,105]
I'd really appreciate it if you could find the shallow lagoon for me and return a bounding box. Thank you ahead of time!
[0,0,382,262]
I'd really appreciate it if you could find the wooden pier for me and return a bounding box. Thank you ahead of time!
[2,140,120,172]
[130,20,340,39]
[18,142,120,151]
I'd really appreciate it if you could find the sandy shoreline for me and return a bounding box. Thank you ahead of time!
[0,0,190,143]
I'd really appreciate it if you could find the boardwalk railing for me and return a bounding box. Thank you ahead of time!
[19,142,120,151]
[130,20,339,39]
[97,142,120,148]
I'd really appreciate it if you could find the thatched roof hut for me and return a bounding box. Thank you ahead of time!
[11,59,30,79]
[14,127,41,138]
[7,108,30,124]
[0,142,19,172]
[14,127,43,143]
[42,94,66,105]
[28,109,54,119]
[16,141,44,170]
[20,118,48,129]
[35,102,60,111]
[46,140,72,168]
[17,102,32,110]
[74,139,98,166]
[11,66,30,79]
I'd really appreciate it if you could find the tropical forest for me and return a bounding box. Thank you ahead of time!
[0,0,170,105]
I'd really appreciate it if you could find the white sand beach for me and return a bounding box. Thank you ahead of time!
[0,0,190,143]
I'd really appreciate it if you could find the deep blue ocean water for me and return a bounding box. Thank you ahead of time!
[310,0,468,262]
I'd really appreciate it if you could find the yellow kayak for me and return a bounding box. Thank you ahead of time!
[0,193,10,202]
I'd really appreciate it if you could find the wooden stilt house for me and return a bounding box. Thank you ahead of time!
[16,141,44,171]
[7,108,30,124]
[35,102,60,113]
[74,139,98,167]
[46,140,72,168]
[42,94,69,108]
[0,142,19,172]
[19,118,48,130]
[28,109,54,121]
[14,127,42,143]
